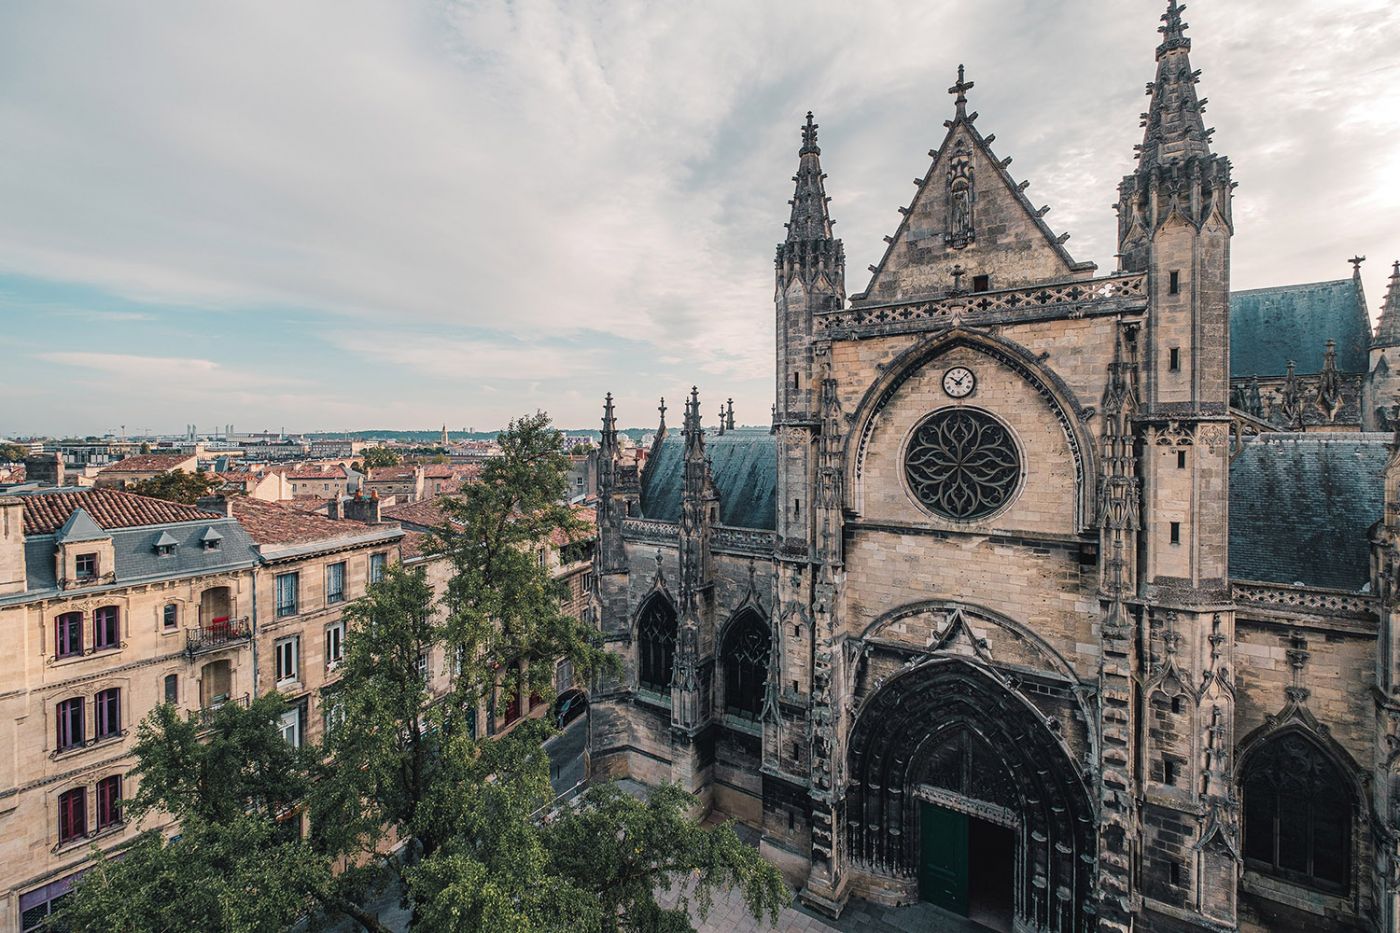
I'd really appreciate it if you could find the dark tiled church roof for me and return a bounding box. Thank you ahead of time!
[640,428,776,531]
[1229,433,1390,590]
[1229,278,1370,378]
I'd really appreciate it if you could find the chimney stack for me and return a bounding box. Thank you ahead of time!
[196,495,233,517]
[24,453,63,487]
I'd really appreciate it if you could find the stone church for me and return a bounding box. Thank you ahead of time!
[590,4,1400,930]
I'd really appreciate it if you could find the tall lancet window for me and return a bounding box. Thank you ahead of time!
[721,609,771,719]
[636,595,677,694]
[1243,731,1353,894]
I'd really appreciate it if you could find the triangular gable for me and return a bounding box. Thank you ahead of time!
[854,112,1095,307]
[55,507,109,543]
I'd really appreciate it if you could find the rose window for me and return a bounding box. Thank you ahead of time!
[904,408,1021,520]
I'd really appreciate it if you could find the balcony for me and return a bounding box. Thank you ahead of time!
[185,617,252,657]
[189,693,249,727]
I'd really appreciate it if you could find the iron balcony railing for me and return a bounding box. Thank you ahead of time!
[185,616,252,657]
[188,693,249,726]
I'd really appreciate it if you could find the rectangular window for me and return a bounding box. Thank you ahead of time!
[56,697,85,751]
[163,673,178,704]
[325,562,346,604]
[1169,270,1180,294]
[94,688,121,740]
[279,707,301,748]
[323,697,345,737]
[163,603,179,629]
[93,606,120,650]
[972,274,990,292]
[275,636,299,684]
[1177,450,1187,469]
[416,653,428,681]
[1164,759,1177,785]
[793,498,801,518]
[1169,862,1182,886]
[368,553,386,584]
[58,787,87,844]
[276,572,299,617]
[325,622,344,668]
[1169,347,1181,372]
[95,775,122,830]
[55,612,84,659]
[75,553,97,580]
[1170,521,1181,545]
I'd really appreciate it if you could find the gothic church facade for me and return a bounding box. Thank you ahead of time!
[592,5,1400,930]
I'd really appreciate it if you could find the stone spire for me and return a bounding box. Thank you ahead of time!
[1137,0,1213,167]
[777,112,845,295]
[786,112,833,243]
[598,393,618,492]
[725,398,736,431]
[1374,261,1400,347]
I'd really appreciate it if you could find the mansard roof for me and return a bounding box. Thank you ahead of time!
[1229,433,1389,591]
[1229,277,1370,378]
[640,428,776,531]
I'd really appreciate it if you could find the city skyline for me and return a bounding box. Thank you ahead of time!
[2,0,1398,435]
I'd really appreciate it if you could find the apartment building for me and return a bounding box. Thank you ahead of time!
[0,489,260,931]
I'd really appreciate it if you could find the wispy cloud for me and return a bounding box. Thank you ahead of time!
[1,0,1398,433]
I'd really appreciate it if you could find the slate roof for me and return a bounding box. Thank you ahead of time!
[1229,433,1390,590]
[1229,278,1370,378]
[640,429,777,531]
[19,488,220,535]
[56,508,109,543]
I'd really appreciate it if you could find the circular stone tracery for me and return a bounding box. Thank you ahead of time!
[904,408,1021,520]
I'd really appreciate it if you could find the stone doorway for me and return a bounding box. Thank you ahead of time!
[918,801,1014,932]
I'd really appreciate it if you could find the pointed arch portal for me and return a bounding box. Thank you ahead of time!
[846,658,1095,932]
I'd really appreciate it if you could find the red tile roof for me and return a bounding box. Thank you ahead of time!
[284,464,348,480]
[228,497,388,546]
[98,453,196,474]
[382,497,454,528]
[367,466,417,482]
[400,530,431,560]
[19,488,221,535]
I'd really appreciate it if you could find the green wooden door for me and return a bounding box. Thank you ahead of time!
[919,802,970,915]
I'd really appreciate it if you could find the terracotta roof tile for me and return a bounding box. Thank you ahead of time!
[367,466,417,482]
[382,497,453,528]
[18,488,221,535]
[229,496,384,546]
[98,453,196,474]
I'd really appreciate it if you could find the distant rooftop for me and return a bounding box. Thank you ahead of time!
[1229,277,1370,378]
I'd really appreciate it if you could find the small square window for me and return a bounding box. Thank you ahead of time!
[972,274,990,292]
[75,553,97,579]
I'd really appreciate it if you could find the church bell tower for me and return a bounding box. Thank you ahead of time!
[1114,2,1239,927]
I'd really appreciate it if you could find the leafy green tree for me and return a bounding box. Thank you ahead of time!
[0,442,28,462]
[128,468,221,504]
[54,696,375,932]
[542,783,787,932]
[138,441,152,454]
[361,446,401,469]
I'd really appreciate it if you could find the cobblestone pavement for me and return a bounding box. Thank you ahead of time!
[660,874,990,933]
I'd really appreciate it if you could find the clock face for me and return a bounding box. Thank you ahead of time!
[942,366,976,398]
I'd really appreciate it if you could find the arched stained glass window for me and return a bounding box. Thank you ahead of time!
[1243,731,1353,893]
[637,596,676,694]
[721,609,770,719]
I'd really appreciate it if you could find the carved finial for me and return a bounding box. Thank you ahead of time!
[658,396,667,430]
[1158,0,1189,54]
[800,111,819,155]
[948,64,974,117]
[726,398,736,431]
[949,263,966,295]
[1350,255,1366,278]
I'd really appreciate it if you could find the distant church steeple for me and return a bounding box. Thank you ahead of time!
[1375,261,1400,348]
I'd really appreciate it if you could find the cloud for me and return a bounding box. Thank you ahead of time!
[2,0,1398,433]
[36,352,220,375]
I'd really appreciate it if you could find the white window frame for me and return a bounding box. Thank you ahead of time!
[325,562,346,605]
[275,572,299,617]
[325,622,345,670]
[275,636,300,685]
[279,707,301,748]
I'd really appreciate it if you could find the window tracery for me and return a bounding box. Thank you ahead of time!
[905,408,1021,520]
[636,596,677,694]
[721,609,770,719]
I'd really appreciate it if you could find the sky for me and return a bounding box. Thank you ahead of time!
[1,1,1397,437]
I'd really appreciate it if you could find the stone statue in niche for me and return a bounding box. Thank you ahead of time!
[946,140,974,249]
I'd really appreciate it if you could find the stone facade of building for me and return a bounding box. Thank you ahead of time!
[592,5,1400,931]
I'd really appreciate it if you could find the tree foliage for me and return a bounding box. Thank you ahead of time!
[128,468,221,504]
[360,446,402,469]
[0,442,29,462]
[57,413,788,933]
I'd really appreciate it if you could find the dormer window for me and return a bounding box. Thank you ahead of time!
[75,553,97,579]
[200,527,224,551]
[154,531,178,557]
